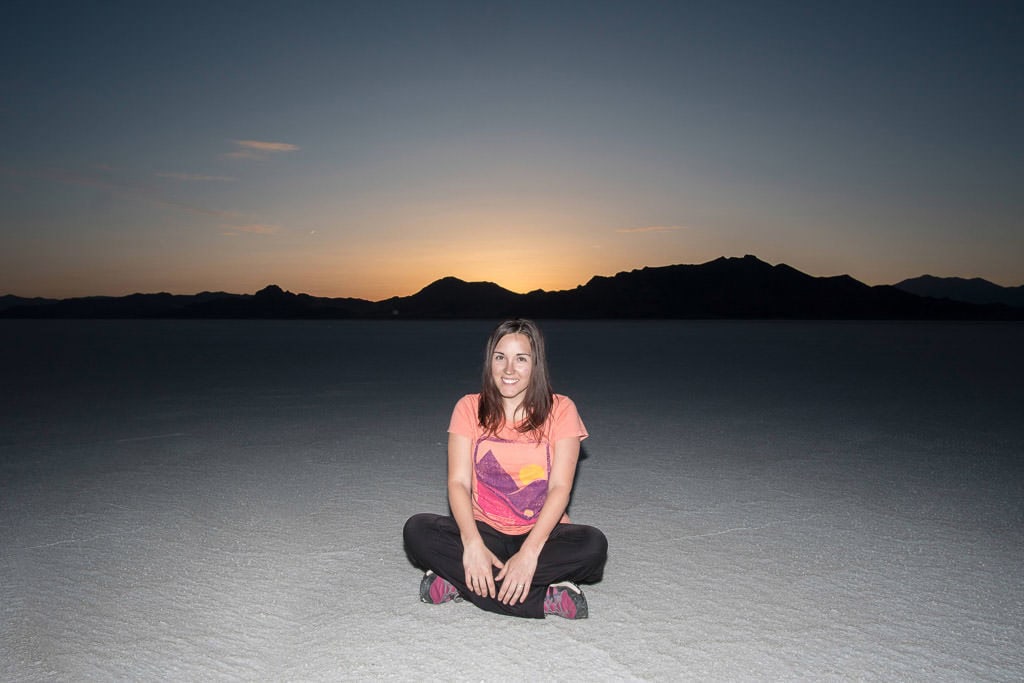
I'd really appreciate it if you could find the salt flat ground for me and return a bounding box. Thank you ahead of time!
[1,320,1022,681]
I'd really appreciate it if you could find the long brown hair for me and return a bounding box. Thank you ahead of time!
[478,319,553,436]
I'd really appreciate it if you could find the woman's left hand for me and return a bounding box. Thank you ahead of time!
[495,547,539,605]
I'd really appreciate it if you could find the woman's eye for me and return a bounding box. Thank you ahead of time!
[516,356,529,363]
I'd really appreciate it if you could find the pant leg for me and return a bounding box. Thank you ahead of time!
[403,512,472,590]
[531,523,608,587]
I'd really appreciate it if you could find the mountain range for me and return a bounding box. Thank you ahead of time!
[894,275,1024,308]
[2,256,1021,320]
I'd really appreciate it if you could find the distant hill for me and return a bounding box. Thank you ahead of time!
[2,256,1021,320]
[0,294,58,310]
[894,275,1024,308]
[0,285,377,319]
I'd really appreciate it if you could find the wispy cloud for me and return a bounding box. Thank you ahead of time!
[615,225,686,234]
[236,140,299,152]
[157,172,237,182]
[224,139,300,160]
[222,223,280,236]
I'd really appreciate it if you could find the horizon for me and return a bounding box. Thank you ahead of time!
[2,3,1022,299]
[3,254,1021,302]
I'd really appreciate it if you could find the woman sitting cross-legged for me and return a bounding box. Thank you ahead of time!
[403,319,608,619]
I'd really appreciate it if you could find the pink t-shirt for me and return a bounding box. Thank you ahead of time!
[448,393,588,535]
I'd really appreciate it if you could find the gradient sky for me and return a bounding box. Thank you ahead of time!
[2,1,1022,299]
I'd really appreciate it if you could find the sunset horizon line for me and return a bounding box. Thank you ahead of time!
[5,254,1021,302]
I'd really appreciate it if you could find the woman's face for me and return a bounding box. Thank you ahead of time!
[491,333,533,404]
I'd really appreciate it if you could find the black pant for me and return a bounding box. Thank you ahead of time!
[403,513,608,618]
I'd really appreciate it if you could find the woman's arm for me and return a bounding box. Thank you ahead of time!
[447,432,504,598]
[495,435,581,604]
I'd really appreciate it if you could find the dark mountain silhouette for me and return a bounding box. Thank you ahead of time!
[894,275,1024,308]
[0,294,58,310]
[389,277,522,317]
[2,256,1021,320]
[0,286,376,319]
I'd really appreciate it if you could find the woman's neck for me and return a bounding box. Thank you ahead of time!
[503,398,525,425]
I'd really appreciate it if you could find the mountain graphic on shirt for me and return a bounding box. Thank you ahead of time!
[475,448,548,522]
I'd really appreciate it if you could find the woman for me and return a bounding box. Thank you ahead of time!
[403,319,608,619]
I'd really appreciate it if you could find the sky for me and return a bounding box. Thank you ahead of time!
[2,1,1022,300]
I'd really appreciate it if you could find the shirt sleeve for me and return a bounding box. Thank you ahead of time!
[549,395,588,443]
[447,394,480,438]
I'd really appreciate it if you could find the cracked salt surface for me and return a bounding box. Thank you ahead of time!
[2,320,1022,681]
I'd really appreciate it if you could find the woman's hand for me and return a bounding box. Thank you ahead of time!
[462,538,504,598]
[495,547,539,605]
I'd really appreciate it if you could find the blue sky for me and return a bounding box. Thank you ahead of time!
[2,0,1021,298]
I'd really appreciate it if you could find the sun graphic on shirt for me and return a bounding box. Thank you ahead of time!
[518,463,546,485]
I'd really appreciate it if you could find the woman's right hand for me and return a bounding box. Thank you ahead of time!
[462,538,504,598]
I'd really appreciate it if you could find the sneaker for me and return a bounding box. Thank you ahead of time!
[543,581,588,619]
[419,570,463,604]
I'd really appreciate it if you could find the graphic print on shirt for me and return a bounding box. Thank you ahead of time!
[473,437,550,527]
